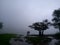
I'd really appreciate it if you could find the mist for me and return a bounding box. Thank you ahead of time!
[0,0,60,35]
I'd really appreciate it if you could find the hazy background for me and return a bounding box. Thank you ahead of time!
[0,0,60,35]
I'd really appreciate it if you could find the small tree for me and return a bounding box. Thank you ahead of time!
[27,31,30,36]
[0,22,3,29]
[29,19,50,36]
[52,8,60,32]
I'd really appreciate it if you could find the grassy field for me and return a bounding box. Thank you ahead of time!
[0,34,17,45]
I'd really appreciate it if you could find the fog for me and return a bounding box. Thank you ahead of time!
[0,0,60,35]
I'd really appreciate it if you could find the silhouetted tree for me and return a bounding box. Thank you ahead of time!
[27,31,30,36]
[29,19,50,36]
[52,8,60,31]
[0,22,3,29]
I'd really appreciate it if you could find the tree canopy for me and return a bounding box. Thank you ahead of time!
[52,8,60,31]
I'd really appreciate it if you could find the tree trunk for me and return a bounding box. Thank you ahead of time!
[41,30,44,36]
[39,31,41,36]
[59,28,60,32]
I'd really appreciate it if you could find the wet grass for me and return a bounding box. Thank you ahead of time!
[0,34,17,45]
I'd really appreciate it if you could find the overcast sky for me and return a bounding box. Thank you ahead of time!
[0,0,60,35]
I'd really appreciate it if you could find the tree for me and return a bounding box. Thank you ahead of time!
[52,8,60,31]
[29,19,50,36]
[27,31,30,36]
[0,22,3,29]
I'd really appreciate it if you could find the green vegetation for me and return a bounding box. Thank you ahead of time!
[0,34,17,45]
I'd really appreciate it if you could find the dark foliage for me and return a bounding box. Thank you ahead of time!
[52,8,60,31]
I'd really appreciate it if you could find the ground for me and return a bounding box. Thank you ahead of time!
[25,36,52,45]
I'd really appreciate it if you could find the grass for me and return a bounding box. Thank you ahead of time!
[0,34,17,45]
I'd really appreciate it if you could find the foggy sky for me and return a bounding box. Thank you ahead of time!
[0,0,60,35]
